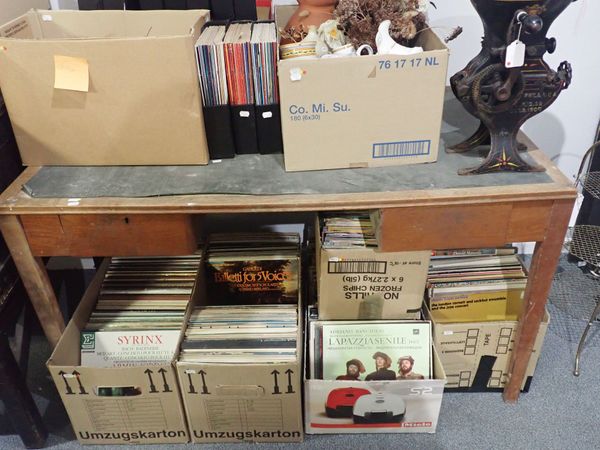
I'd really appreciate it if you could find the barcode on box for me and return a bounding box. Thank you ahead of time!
[372,140,431,158]
[328,260,387,274]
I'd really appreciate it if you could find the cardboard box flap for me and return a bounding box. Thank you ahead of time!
[274,5,295,42]
[416,28,447,51]
[0,10,210,41]
[432,341,446,381]
[47,259,109,367]
[0,14,36,39]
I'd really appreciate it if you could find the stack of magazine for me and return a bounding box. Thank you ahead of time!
[427,247,527,322]
[179,304,298,363]
[320,212,377,249]
[80,256,201,368]
[309,320,432,381]
[205,232,301,305]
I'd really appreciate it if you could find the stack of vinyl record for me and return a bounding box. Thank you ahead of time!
[251,22,279,107]
[205,232,301,305]
[320,212,378,249]
[80,255,202,368]
[179,304,298,363]
[196,25,228,108]
[427,248,527,322]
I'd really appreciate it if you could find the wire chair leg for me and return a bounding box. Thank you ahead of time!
[574,299,600,376]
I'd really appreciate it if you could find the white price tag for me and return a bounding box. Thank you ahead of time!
[505,40,525,68]
[239,111,250,118]
[290,67,303,81]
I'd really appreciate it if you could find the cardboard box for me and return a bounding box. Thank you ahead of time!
[47,259,192,445]
[275,6,449,172]
[176,303,304,443]
[317,220,430,320]
[0,10,210,165]
[427,307,549,391]
[304,346,446,434]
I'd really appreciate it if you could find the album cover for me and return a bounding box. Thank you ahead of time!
[81,329,182,368]
[205,233,301,305]
[319,321,432,381]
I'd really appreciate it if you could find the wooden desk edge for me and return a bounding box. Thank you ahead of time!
[0,157,577,215]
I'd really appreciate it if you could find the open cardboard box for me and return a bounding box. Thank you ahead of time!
[316,216,430,320]
[275,5,449,172]
[0,9,210,165]
[47,259,196,445]
[426,255,529,324]
[175,269,304,443]
[425,305,549,392]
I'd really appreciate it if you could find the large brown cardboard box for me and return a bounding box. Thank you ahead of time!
[47,259,192,445]
[0,9,210,165]
[317,218,430,320]
[275,6,449,172]
[176,303,304,443]
[305,346,446,434]
[427,307,549,391]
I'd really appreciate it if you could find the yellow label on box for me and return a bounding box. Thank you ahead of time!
[429,289,524,323]
[54,54,89,92]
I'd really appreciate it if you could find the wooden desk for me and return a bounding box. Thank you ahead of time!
[0,133,576,403]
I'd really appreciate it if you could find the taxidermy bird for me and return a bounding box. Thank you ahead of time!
[375,20,423,55]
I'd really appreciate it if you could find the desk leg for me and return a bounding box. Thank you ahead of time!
[504,199,573,402]
[0,216,65,348]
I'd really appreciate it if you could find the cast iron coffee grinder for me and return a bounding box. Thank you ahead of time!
[450,0,575,175]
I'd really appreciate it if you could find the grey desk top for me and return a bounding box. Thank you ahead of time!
[22,96,552,199]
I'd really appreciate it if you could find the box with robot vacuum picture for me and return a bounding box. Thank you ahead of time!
[304,316,446,434]
[47,256,204,445]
